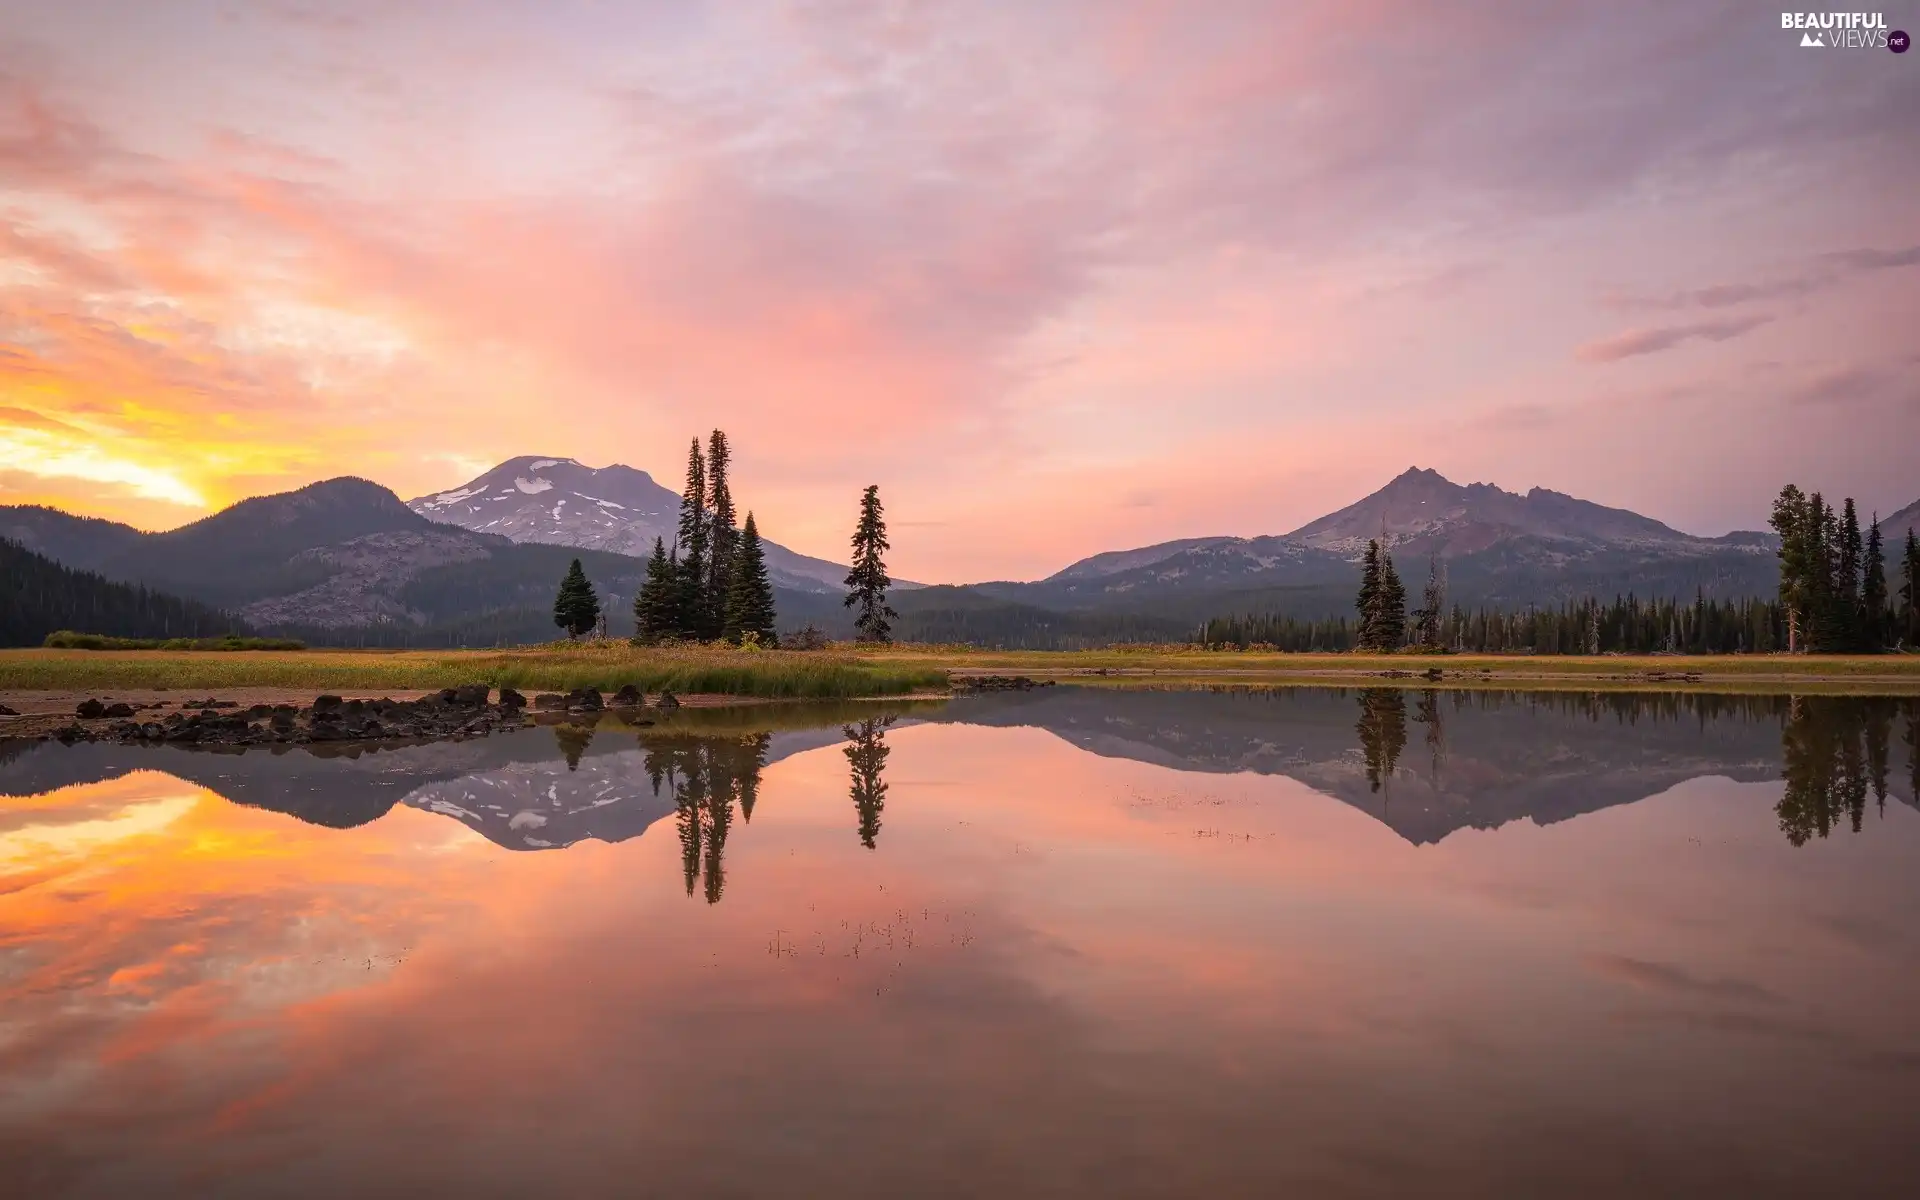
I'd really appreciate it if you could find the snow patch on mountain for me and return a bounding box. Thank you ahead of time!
[514,477,553,494]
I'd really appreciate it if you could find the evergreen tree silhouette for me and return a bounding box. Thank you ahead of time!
[552,558,600,640]
[844,485,898,643]
[723,512,779,644]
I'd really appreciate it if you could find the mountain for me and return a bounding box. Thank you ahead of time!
[1284,467,1757,557]
[1882,496,1920,543]
[1,539,246,647]
[1012,467,1780,617]
[3,481,640,640]
[406,456,863,594]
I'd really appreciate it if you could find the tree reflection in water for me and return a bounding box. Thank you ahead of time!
[844,716,895,849]
[1354,690,1407,800]
[641,731,772,904]
[1777,696,1913,847]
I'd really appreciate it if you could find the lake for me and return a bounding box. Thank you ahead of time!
[4,688,1918,1198]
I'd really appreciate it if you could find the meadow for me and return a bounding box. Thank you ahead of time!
[0,643,948,699]
[4,641,1919,699]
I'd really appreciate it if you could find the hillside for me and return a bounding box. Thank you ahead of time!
[0,539,245,647]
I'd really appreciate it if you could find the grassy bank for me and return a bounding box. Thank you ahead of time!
[6,643,1919,700]
[0,644,949,699]
[868,646,1920,690]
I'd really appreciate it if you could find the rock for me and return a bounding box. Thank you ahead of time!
[657,691,680,711]
[1425,667,1444,681]
[564,687,603,712]
[313,695,344,712]
[0,703,17,716]
[952,675,1051,692]
[612,684,644,707]
[247,704,274,717]
[498,688,527,710]
[452,684,491,708]
[102,702,136,719]
[54,723,88,743]
[532,693,566,711]
[76,699,106,719]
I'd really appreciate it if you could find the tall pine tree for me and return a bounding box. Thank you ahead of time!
[1412,554,1445,649]
[1376,548,1408,650]
[723,512,778,645]
[844,485,897,643]
[1862,516,1887,652]
[552,558,600,640]
[634,536,680,643]
[676,438,708,639]
[1902,529,1920,648]
[1771,485,1812,652]
[704,430,737,640]
[1838,498,1863,650]
[1355,540,1383,651]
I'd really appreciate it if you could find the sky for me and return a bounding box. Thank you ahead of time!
[1,0,1916,583]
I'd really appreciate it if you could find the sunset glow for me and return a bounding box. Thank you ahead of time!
[2,2,1915,580]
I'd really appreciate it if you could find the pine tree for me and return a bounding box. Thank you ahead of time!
[1771,485,1812,652]
[1838,498,1863,649]
[1355,540,1383,651]
[1376,549,1408,650]
[844,484,898,643]
[1862,516,1887,652]
[723,512,778,645]
[1902,529,1920,648]
[704,430,737,640]
[676,438,708,639]
[1412,554,1445,648]
[552,558,600,639]
[634,537,680,643]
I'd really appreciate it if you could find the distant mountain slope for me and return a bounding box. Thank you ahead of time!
[0,505,147,572]
[1,538,246,647]
[406,456,869,594]
[1882,496,1920,541]
[3,481,834,645]
[1023,467,1780,617]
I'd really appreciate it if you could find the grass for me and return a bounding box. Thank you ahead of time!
[859,645,1920,693]
[5,641,1919,700]
[0,642,949,699]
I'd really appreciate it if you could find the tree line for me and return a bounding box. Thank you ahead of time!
[1201,593,1803,654]
[2,537,247,647]
[1206,487,1920,655]
[552,432,898,647]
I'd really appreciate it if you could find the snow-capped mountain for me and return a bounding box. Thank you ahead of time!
[408,456,853,593]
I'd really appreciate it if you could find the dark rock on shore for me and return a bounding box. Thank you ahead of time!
[533,693,566,711]
[953,675,1054,692]
[657,691,680,711]
[564,687,603,713]
[612,684,644,707]
[34,685,529,749]
[499,688,527,710]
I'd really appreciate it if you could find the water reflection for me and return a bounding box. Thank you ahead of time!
[843,716,895,849]
[642,731,771,903]
[1778,697,1911,846]
[4,688,1920,1197]
[1354,689,1407,797]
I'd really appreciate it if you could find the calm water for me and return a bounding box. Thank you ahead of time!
[4,688,1918,1198]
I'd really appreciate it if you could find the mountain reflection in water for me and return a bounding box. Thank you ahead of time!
[3,688,1918,1199]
